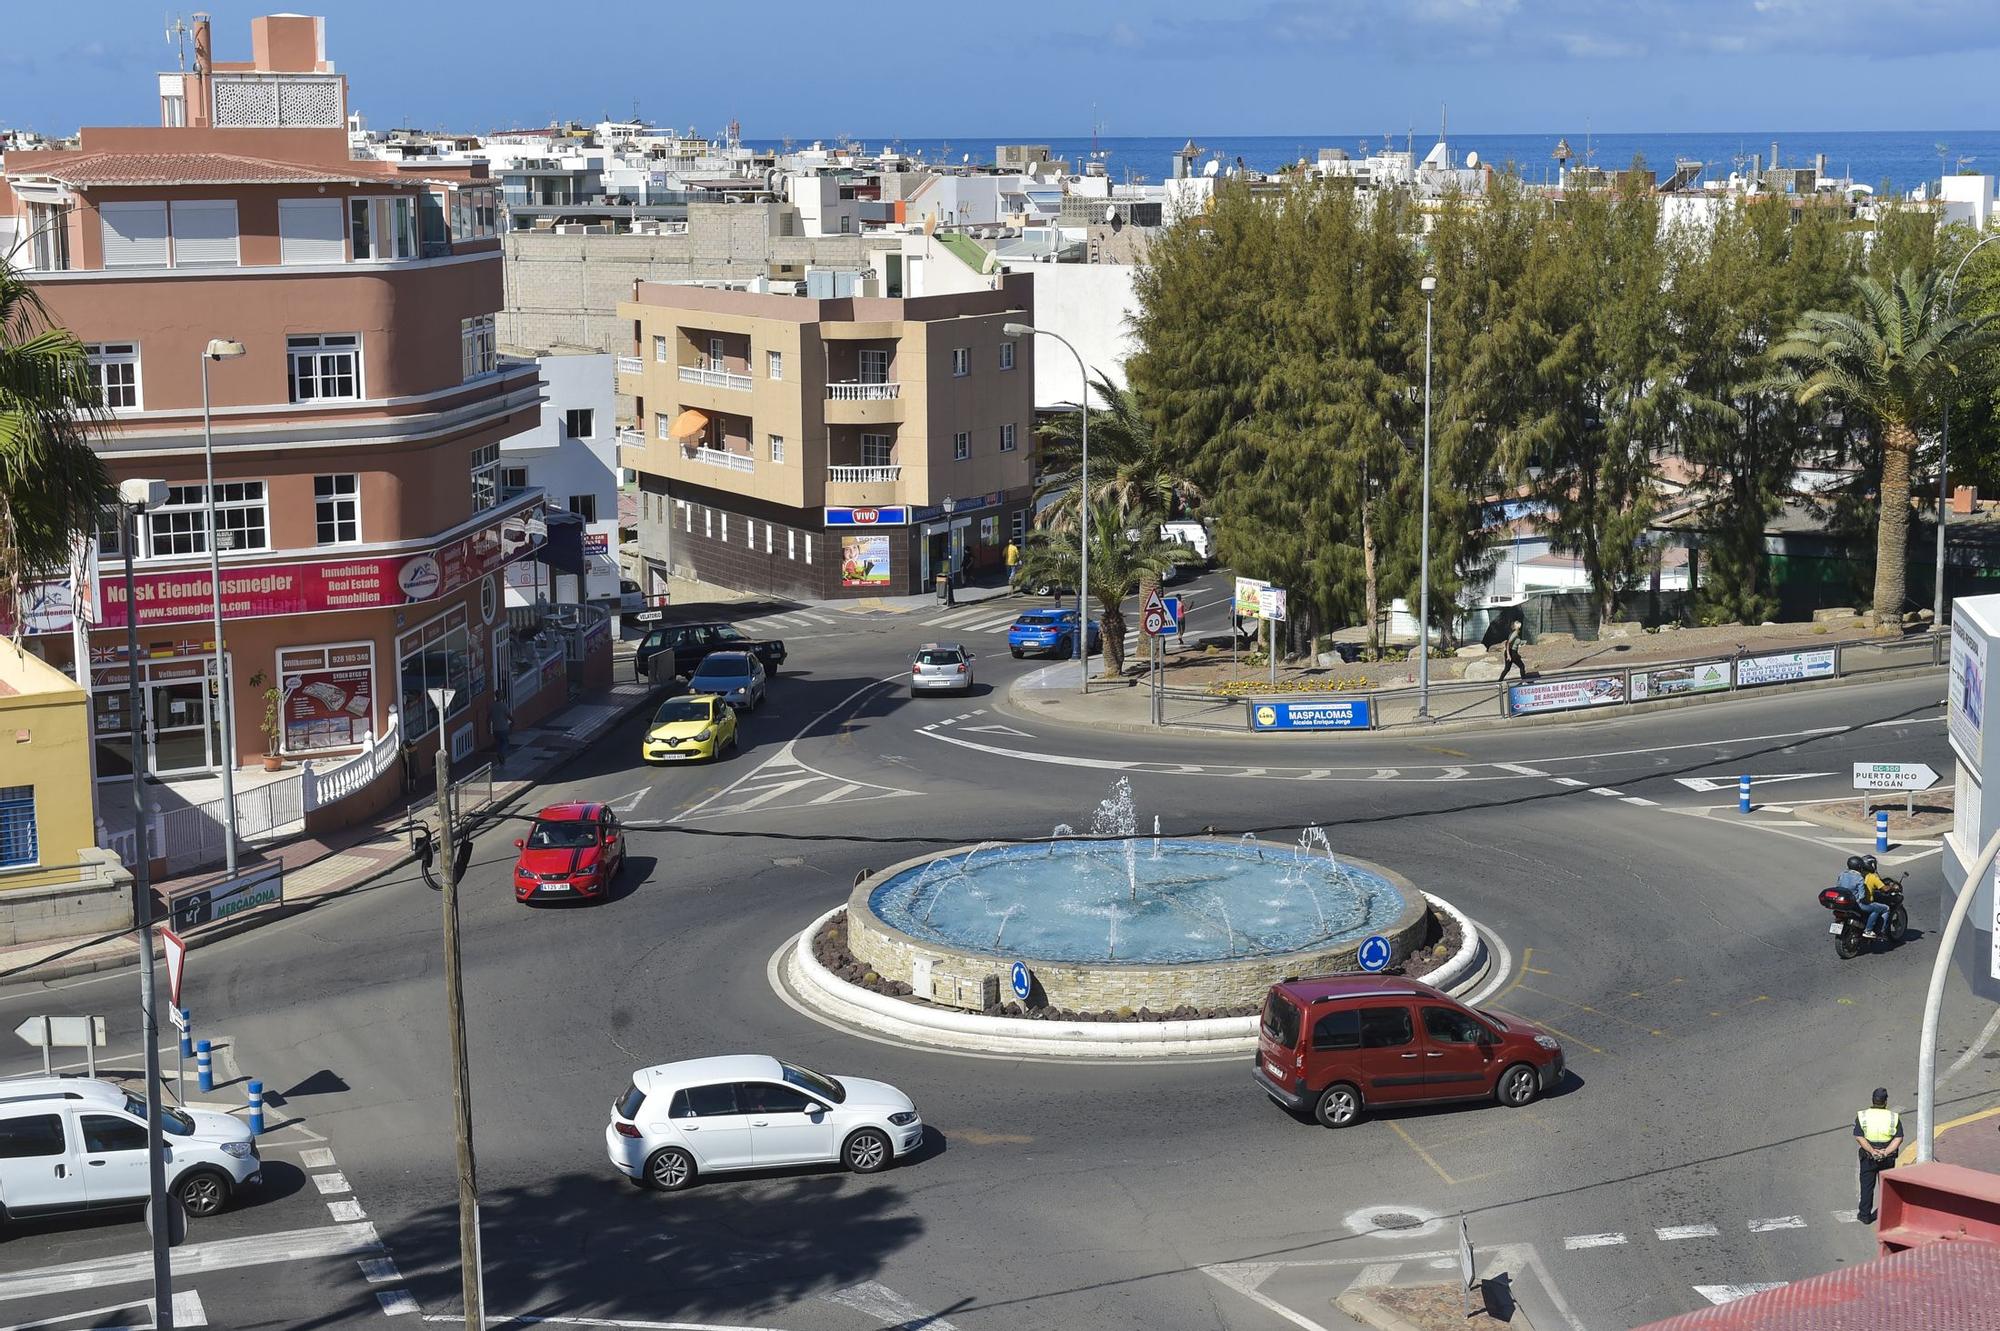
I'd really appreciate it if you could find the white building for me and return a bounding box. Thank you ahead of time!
[502,352,624,607]
[1939,174,1999,231]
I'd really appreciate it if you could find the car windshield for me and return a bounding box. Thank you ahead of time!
[654,698,712,724]
[781,1063,846,1104]
[615,1084,646,1119]
[1017,615,1053,627]
[696,657,751,678]
[1260,993,1302,1048]
[916,650,963,665]
[527,819,596,849]
[124,1093,193,1136]
[712,625,746,642]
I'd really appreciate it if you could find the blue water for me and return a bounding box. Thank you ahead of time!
[866,839,1407,965]
[750,131,2000,196]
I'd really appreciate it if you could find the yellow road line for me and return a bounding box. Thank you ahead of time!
[1388,1119,1459,1185]
[1515,983,1667,1038]
[1499,947,1535,1000]
[1897,1103,2000,1166]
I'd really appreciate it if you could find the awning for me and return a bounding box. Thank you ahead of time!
[535,510,587,576]
[668,409,708,441]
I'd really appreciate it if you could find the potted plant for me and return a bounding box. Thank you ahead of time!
[249,671,284,771]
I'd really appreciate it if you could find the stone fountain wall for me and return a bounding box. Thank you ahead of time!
[845,842,1433,1012]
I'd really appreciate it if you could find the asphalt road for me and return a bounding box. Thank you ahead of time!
[1,577,1993,1331]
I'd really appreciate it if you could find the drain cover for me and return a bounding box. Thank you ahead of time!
[1345,1204,1445,1238]
[1370,1211,1426,1231]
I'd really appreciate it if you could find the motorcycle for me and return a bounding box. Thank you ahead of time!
[1817,874,1908,959]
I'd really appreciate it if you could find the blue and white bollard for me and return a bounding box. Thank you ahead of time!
[177,1010,192,1059]
[195,1039,213,1093]
[1876,810,1890,854]
[247,1080,264,1135]
[1738,775,1752,814]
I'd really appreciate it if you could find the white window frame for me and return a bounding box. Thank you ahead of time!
[1011,510,1027,540]
[313,473,361,545]
[999,341,1015,371]
[470,443,501,512]
[278,198,345,265]
[84,343,142,411]
[768,434,785,464]
[953,431,970,461]
[564,407,595,440]
[861,434,893,468]
[350,195,419,262]
[460,316,497,382]
[499,465,530,493]
[169,199,240,267]
[767,349,783,381]
[653,335,669,363]
[859,348,889,384]
[656,411,672,440]
[288,334,362,403]
[951,347,970,377]
[143,481,270,558]
[99,202,170,269]
[1000,423,1017,452]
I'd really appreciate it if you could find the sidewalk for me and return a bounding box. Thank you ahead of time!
[0,672,664,985]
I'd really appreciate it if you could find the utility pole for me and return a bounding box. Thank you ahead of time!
[434,743,484,1330]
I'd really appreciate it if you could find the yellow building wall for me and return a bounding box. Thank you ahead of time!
[0,644,97,893]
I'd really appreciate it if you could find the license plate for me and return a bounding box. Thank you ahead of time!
[656,751,687,759]
[1828,921,1843,934]
[542,883,571,893]
[1265,1058,1284,1079]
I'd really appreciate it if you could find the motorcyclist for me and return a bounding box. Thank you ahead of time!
[1842,855,1890,940]
[1860,855,1894,938]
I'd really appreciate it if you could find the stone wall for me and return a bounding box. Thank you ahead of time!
[845,842,1432,1012]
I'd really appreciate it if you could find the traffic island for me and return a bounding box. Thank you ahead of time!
[1336,1282,1536,1331]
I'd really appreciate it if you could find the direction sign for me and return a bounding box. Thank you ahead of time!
[1162,595,1182,633]
[1010,961,1032,1001]
[162,926,187,1008]
[170,1005,189,1034]
[13,1015,107,1049]
[1852,762,1939,792]
[1142,589,1170,637]
[1357,935,1392,973]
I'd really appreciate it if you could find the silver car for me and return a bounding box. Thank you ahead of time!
[910,643,974,695]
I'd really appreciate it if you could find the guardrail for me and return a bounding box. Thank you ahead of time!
[686,445,754,474]
[301,708,402,813]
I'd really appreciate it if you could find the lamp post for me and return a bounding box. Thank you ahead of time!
[119,477,177,1330]
[199,339,245,873]
[1417,275,1437,719]
[1935,233,2000,632]
[1004,322,1089,692]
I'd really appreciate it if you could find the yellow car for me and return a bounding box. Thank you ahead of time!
[643,693,738,763]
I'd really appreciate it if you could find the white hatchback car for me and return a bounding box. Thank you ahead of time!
[0,1076,259,1225]
[605,1055,923,1191]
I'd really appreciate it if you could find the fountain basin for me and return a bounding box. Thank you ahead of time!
[848,837,1431,1012]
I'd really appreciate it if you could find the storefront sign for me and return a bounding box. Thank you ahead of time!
[1629,660,1730,701]
[168,864,284,934]
[841,533,892,587]
[827,506,911,526]
[1507,673,1626,716]
[1735,647,1836,689]
[583,531,611,554]
[1250,699,1371,731]
[277,644,376,754]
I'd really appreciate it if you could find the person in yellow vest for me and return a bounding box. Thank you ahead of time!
[1005,539,1021,586]
[1854,1087,1903,1223]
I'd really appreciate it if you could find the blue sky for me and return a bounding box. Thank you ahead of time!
[4,1,1995,139]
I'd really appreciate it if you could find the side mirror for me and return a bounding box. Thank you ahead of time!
[513,838,525,849]
[604,833,620,845]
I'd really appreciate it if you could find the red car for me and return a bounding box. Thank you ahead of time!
[512,803,625,904]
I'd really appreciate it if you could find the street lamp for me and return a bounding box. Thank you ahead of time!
[199,338,245,874]
[1004,322,1091,692]
[1417,276,1437,719]
[1935,234,2000,632]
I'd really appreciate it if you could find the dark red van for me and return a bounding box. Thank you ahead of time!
[1254,976,1563,1128]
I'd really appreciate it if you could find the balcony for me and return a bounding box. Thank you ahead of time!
[825,463,903,508]
[678,364,752,392]
[823,380,906,426]
[616,355,643,377]
[686,445,754,474]
[828,382,901,401]
[828,465,901,484]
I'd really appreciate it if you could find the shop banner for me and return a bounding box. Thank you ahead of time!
[841,533,892,588]
[1735,647,1836,689]
[168,864,284,934]
[278,645,376,753]
[1629,660,1731,701]
[1250,699,1371,731]
[1507,673,1626,716]
[1233,576,1270,620]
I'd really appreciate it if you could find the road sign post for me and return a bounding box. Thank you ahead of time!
[14,1014,108,1076]
[1357,935,1392,973]
[162,927,186,1009]
[1853,762,1939,819]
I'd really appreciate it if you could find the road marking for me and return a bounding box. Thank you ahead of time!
[1620,796,1659,806]
[0,1291,208,1331]
[1563,1232,1628,1249]
[1349,1262,1403,1289]
[300,1147,336,1169]
[1550,777,1588,787]
[1748,1215,1807,1232]
[0,1223,379,1302]
[1493,763,1549,776]
[1588,787,1624,798]
[1829,1211,1864,1223]
[311,1170,351,1194]
[1655,1223,1719,1240]
[1439,767,1469,780]
[808,783,862,805]
[1386,1120,1461,1185]
[670,675,909,821]
[328,1199,365,1222]
[379,1289,420,1316]
[1675,772,1834,791]
[359,1257,402,1283]
[961,723,1033,737]
[822,1280,962,1331]
[1944,1008,2000,1085]
[422,1317,794,1331]
[1694,1283,1786,1305]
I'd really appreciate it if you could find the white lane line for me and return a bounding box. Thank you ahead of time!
[1830,1211,1864,1223]
[378,1289,420,1316]
[421,1314,795,1330]
[0,1222,380,1302]
[311,1170,352,1195]
[1550,776,1588,787]
[1493,762,1549,777]
[1748,1215,1807,1232]
[1563,1232,1628,1249]
[1945,1007,2000,1084]
[671,675,905,822]
[822,1280,963,1330]
[328,1199,365,1222]
[1694,1283,1786,1305]
[174,1291,209,1327]
[1588,787,1624,797]
[1349,1262,1403,1288]
[1655,1223,1720,1240]
[359,1257,402,1283]
[0,1290,208,1331]
[1620,796,1659,806]
[300,1147,337,1169]
[807,783,862,805]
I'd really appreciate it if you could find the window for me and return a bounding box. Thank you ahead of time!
[0,1113,65,1159]
[80,1114,149,1154]
[804,534,812,564]
[99,202,169,268]
[1000,423,1017,452]
[736,1083,814,1114]
[653,335,669,363]
[27,202,72,272]
[146,483,269,557]
[288,334,360,402]
[470,443,501,512]
[858,349,889,384]
[951,347,970,377]
[564,408,595,440]
[461,316,497,381]
[1000,340,1015,371]
[84,343,141,410]
[669,1084,739,1118]
[766,350,783,381]
[861,434,893,468]
[1011,510,1027,540]
[707,336,724,371]
[399,611,471,741]
[1358,1006,1415,1049]
[839,214,852,234]
[449,187,498,241]
[567,494,599,522]
[1311,1009,1362,1050]
[314,474,360,545]
[655,411,672,440]
[953,431,970,461]
[162,93,185,127]
[768,434,785,464]
[1421,1006,1490,1046]
[350,196,418,261]
[500,466,530,493]
[278,198,344,265]
[1260,993,1301,1047]
[170,200,239,266]
[0,786,36,868]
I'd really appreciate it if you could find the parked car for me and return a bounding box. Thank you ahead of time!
[592,578,647,615]
[910,643,975,695]
[688,652,766,711]
[1160,520,1214,565]
[643,693,738,763]
[1253,976,1563,1128]
[605,1055,923,1192]
[1006,609,1102,660]
[635,622,786,682]
[512,802,626,904]
[0,1077,259,1225]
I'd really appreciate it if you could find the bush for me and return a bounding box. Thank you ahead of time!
[1209,676,1372,696]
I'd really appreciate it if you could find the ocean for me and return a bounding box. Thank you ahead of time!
[748,131,2000,196]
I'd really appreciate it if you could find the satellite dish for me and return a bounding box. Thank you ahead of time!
[1465,150,1480,168]
[1104,204,1117,223]
[962,152,970,163]
[1203,158,1221,177]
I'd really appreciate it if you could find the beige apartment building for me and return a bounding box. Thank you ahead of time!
[616,276,1038,599]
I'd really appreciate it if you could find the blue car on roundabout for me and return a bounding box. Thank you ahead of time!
[1007,608,1103,659]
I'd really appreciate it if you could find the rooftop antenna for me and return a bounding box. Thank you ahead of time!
[166,13,191,71]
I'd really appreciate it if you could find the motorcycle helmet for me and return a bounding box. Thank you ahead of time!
[1863,855,1879,874]
[1845,855,1867,873]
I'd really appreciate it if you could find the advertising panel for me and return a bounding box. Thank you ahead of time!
[277,644,376,753]
[826,506,911,526]
[1951,615,1986,772]
[1249,699,1372,731]
[1257,587,1288,621]
[1735,647,1836,688]
[1507,674,1626,716]
[1629,660,1730,701]
[840,533,892,588]
[1233,576,1271,619]
[168,864,284,934]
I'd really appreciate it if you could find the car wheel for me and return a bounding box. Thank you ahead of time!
[1314,1084,1361,1128]
[643,1147,697,1192]
[842,1128,892,1174]
[1496,1063,1541,1109]
[1010,647,1023,659]
[1056,635,1072,659]
[174,1168,232,1217]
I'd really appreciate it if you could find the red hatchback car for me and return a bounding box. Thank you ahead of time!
[512,803,625,904]
[1254,976,1563,1128]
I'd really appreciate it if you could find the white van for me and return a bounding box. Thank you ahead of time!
[1160,521,1213,565]
[0,1077,259,1224]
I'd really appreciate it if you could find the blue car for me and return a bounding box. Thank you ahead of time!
[1007,609,1103,659]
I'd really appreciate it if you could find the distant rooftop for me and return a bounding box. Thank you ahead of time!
[15,151,367,186]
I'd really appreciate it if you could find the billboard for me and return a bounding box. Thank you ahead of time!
[1507,674,1626,716]
[1249,699,1371,731]
[1233,576,1270,619]
[1735,647,1836,689]
[278,644,376,753]
[1629,660,1730,701]
[168,864,284,934]
[1951,615,1986,772]
[840,533,892,588]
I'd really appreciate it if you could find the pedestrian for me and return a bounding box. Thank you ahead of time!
[1497,617,1528,683]
[1005,538,1021,587]
[491,692,512,765]
[1854,1087,1903,1223]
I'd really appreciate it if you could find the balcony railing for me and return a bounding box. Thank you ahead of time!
[615,355,643,375]
[616,427,643,448]
[827,381,902,401]
[679,363,752,392]
[828,465,901,484]
[687,445,754,474]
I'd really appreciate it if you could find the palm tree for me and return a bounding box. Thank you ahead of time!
[0,259,111,630]
[1033,370,1202,519]
[1015,495,1180,678]
[1773,265,2000,625]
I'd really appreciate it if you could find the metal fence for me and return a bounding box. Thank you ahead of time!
[102,771,307,879]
